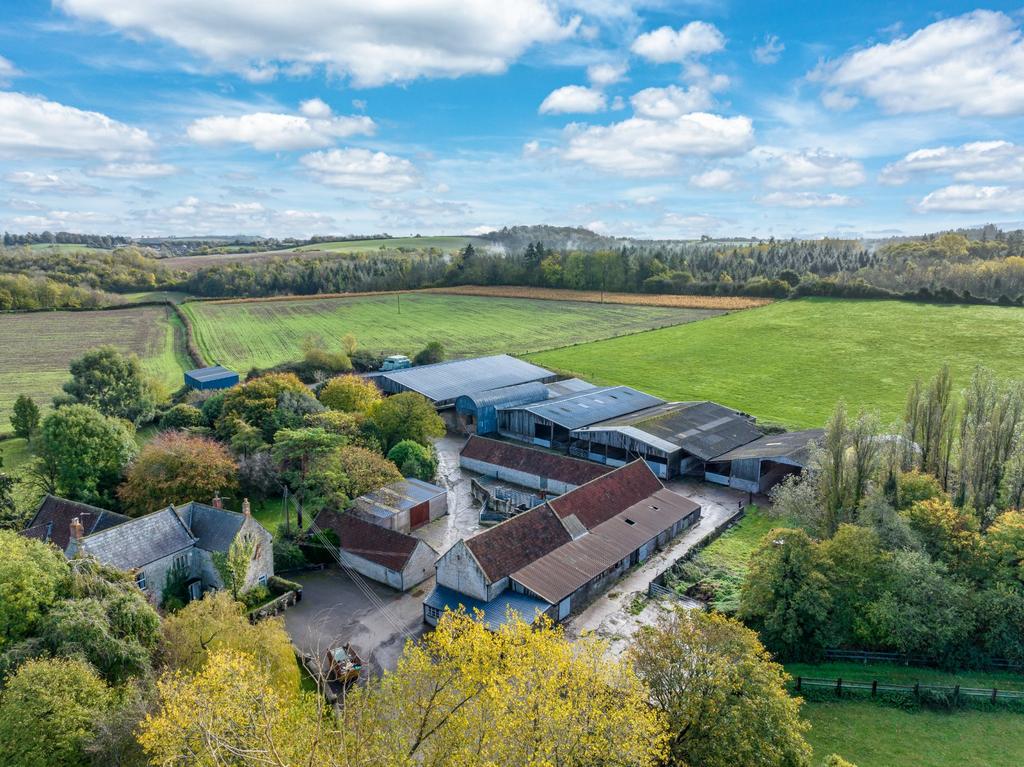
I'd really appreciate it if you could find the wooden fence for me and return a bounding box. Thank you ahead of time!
[792,675,1024,705]
[825,648,1024,672]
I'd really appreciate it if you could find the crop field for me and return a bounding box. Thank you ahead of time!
[802,701,1024,767]
[0,305,190,424]
[427,285,772,310]
[529,298,1024,429]
[292,235,483,253]
[183,293,722,374]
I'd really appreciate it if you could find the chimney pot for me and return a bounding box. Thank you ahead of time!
[212,492,223,510]
[69,516,84,542]
[242,498,251,516]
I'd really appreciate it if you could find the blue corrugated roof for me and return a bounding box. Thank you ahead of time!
[424,584,551,630]
[498,385,664,430]
[186,365,237,382]
[455,381,549,411]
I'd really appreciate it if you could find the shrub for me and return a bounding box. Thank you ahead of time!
[272,537,307,572]
[241,585,272,610]
[387,439,438,481]
[268,575,302,596]
[160,403,205,430]
[413,341,445,366]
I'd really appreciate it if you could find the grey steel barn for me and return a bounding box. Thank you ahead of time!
[704,429,825,493]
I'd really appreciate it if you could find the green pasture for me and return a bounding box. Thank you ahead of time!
[182,293,719,375]
[529,298,1024,429]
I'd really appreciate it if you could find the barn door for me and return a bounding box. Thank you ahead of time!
[558,597,571,620]
[410,502,430,530]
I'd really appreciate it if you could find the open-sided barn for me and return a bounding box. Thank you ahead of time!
[454,377,596,435]
[570,400,762,479]
[705,429,825,493]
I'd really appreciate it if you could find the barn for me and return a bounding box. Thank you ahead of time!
[454,378,596,435]
[570,401,762,479]
[459,435,610,495]
[496,385,664,449]
[374,354,556,408]
[350,478,448,534]
[312,510,437,592]
[704,429,825,493]
[184,365,239,390]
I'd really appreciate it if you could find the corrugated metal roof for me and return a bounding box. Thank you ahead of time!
[185,365,237,382]
[79,507,194,570]
[174,502,246,552]
[713,429,825,465]
[424,584,551,630]
[511,487,700,604]
[574,401,762,461]
[544,378,599,397]
[355,478,447,519]
[455,381,549,411]
[377,354,553,404]
[499,386,664,430]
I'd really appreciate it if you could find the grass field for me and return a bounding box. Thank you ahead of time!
[292,236,482,253]
[183,293,721,374]
[0,305,190,425]
[802,701,1024,767]
[529,297,1024,428]
[427,285,771,310]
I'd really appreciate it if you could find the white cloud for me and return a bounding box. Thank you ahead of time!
[4,170,88,192]
[689,168,737,190]
[563,112,754,175]
[753,34,784,64]
[11,209,107,230]
[631,21,725,63]
[300,148,419,192]
[87,162,178,178]
[658,212,726,235]
[0,56,18,82]
[187,103,375,151]
[57,0,578,87]
[0,91,152,158]
[916,184,1024,213]
[755,148,866,188]
[630,85,712,118]
[811,10,1024,116]
[758,191,854,208]
[881,141,1024,184]
[131,195,336,236]
[539,85,607,114]
[587,62,627,86]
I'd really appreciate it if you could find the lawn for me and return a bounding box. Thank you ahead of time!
[183,293,721,375]
[802,701,1024,767]
[528,297,1024,429]
[0,305,190,425]
[292,236,481,254]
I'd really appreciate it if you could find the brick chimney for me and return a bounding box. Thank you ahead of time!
[242,498,251,516]
[212,492,223,510]
[69,516,84,543]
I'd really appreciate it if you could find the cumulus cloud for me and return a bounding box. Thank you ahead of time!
[563,112,754,175]
[753,34,784,64]
[300,148,419,192]
[631,21,725,63]
[658,212,726,235]
[881,141,1024,184]
[56,0,578,87]
[12,210,108,230]
[131,195,336,236]
[539,85,607,114]
[689,168,737,190]
[755,148,866,188]
[0,91,152,158]
[3,170,104,195]
[630,85,713,118]
[0,56,18,82]
[87,162,177,178]
[916,184,1024,213]
[187,102,375,151]
[587,62,627,87]
[811,10,1024,116]
[757,191,854,208]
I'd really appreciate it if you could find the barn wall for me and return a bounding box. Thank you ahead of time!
[401,542,437,590]
[461,456,579,495]
[428,492,448,522]
[436,540,489,602]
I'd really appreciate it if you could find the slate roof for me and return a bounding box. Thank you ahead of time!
[424,584,551,630]
[21,495,129,551]
[377,354,554,404]
[77,507,194,570]
[312,509,429,572]
[573,401,762,460]
[712,429,825,466]
[498,386,664,430]
[354,478,447,521]
[460,435,611,487]
[464,504,571,583]
[174,502,246,552]
[512,487,701,604]
[547,459,664,530]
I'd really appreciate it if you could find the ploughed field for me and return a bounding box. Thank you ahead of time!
[182,293,723,375]
[0,305,189,425]
[528,297,1024,429]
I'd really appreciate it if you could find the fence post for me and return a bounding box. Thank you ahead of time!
[993,688,998,704]
[953,684,959,705]
[796,676,801,692]
[836,678,842,698]
[871,680,877,697]
[913,683,919,701]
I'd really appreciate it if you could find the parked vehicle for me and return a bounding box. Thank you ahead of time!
[325,643,363,686]
[381,354,412,371]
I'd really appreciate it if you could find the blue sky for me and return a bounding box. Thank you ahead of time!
[2,1,1024,239]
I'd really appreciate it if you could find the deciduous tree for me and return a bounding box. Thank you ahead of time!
[319,374,382,413]
[10,394,39,441]
[0,530,67,646]
[369,391,445,452]
[387,439,438,481]
[58,345,156,424]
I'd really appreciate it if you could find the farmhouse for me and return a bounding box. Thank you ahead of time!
[22,495,129,550]
[460,434,610,495]
[311,509,437,591]
[425,460,701,627]
[570,400,763,479]
[374,354,556,408]
[705,429,825,493]
[184,365,239,390]
[34,496,273,605]
[496,385,664,449]
[350,477,448,534]
[454,377,595,435]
